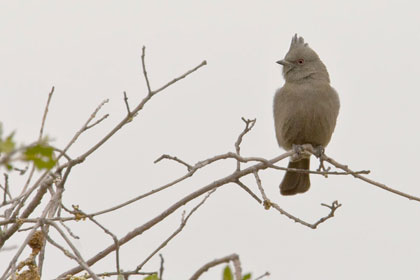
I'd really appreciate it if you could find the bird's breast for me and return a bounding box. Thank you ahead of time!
[273,82,339,150]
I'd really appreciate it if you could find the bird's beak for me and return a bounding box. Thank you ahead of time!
[276,59,290,66]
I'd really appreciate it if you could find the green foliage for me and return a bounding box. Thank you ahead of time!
[143,274,159,280]
[0,123,56,170]
[0,124,17,170]
[0,133,16,154]
[223,266,233,280]
[242,273,252,280]
[223,265,252,280]
[23,143,56,170]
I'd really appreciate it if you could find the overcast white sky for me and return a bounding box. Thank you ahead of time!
[1,1,420,279]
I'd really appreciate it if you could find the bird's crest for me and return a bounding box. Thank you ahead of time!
[289,34,308,50]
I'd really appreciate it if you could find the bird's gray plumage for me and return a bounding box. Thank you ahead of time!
[274,34,340,195]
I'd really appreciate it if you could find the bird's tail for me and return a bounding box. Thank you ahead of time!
[280,158,310,195]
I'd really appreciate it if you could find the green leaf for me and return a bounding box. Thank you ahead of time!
[143,274,159,280]
[223,266,233,280]
[242,273,252,280]
[23,143,56,170]
[0,133,16,154]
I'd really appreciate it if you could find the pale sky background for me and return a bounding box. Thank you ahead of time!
[1,1,420,279]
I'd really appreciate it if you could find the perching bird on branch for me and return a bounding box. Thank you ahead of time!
[274,34,340,195]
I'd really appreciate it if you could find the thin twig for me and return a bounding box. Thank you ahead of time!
[253,171,341,229]
[0,245,17,252]
[82,209,121,274]
[135,190,215,272]
[83,271,156,279]
[159,254,164,280]
[42,223,99,280]
[189,254,240,280]
[255,271,271,280]
[38,86,55,141]
[235,180,262,204]
[2,174,10,204]
[322,153,420,202]
[253,172,268,205]
[59,218,80,240]
[151,60,207,95]
[154,154,193,171]
[62,99,109,157]
[267,163,370,176]
[234,118,256,171]
[84,114,109,131]
[123,91,131,114]
[141,46,152,94]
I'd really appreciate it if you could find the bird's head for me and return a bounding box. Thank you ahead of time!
[277,34,330,83]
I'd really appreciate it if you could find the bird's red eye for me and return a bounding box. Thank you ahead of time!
[297,58,304,64]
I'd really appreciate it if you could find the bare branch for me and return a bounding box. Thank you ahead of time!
[235,118,256,171]
[154,154,193,171]
[83,209,121,274]
[320,153,420,202]
[255,271,271,280]
[141,46,152,94]
[1,224,42,279]
[87,171,195,218]
[232,256,242,280]
[59,219,80,240]
[84,271,156,279]
[0,176,54,247]
[152,60,207,95]
[253,171,341,229]
[38,86,55,141]
[267,163,370,176]
[42,223,99,280]
[235,180,262,204]
[0,87,59,221]
[63,99,109,152]
[123,91,131,115]
[57,58,206,172]
[2,173,10,204]
[84,113,109,131]
[189,254,241,280]
[312,201,342,227]
[159,254,165,280]
[0,245,17,252]
[57,151,292,278]
[1,176,66,279]
[135,190,215,272]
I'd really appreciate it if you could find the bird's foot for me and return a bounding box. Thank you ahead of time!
[291,144,311,162]
[314,145,325,158]
[313,145,330,176]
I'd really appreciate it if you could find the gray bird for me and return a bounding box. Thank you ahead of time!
[273,34,340,195]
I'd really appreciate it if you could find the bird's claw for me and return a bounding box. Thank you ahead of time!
[314,145,325,158]
[291,144,311,162]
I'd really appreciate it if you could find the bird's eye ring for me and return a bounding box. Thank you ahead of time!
[297,58,304,64]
